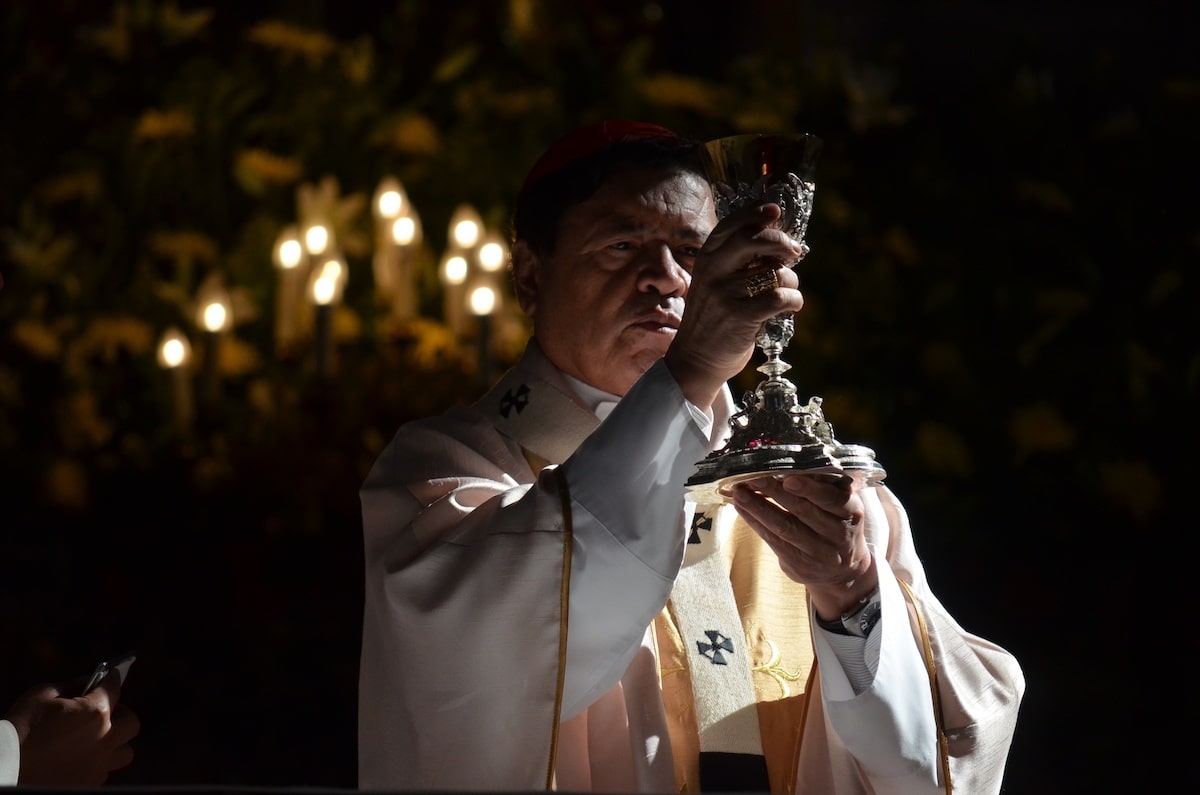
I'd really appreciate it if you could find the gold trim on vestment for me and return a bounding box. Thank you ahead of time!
[898,578,953,794]
[545,465,573,790]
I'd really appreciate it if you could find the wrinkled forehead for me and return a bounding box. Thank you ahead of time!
[593,164,715,215]
[565,165,717,241]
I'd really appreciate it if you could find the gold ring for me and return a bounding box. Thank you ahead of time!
[744,269,779,297]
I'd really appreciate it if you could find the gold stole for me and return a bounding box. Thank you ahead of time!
[653,512,817,794]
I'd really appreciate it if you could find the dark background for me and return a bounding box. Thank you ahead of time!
[1,1,1193,791]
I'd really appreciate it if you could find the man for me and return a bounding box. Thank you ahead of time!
[1,670,140,786]
[359,120,1024,793]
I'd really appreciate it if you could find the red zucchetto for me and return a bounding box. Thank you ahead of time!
[518,120,681,198]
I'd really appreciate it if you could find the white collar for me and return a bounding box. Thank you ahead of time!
[560,372,621,421]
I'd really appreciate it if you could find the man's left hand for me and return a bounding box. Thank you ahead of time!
[730,473,878,620]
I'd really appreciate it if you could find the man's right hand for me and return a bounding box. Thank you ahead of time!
[6,671,140,786]
[665,203,806,410]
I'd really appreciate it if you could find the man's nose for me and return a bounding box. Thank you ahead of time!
[637,246,689,295]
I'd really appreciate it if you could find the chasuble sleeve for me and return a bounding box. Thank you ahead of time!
[559,360,711,717]
[358,358,710,790]
[359,414,571,789]
[800,485,1026,794]
[871,485,1027,794]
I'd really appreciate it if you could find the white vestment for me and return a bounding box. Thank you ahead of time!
[359,340,1024,793]
[0,720,18,785]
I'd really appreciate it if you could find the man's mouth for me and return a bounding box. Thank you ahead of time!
[632,310,680,333]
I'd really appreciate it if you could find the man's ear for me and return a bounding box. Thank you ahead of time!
[510,240,541,318]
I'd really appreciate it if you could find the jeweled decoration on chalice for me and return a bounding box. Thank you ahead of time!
[686,133,887,502]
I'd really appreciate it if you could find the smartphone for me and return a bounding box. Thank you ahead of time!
[82,651,136,695]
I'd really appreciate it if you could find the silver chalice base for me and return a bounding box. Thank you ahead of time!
[685,392,887,502]
[685,133,886,502]
[684,316,886,501]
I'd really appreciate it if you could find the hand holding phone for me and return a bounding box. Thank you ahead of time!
[9,652,142,785]
[82,652,136,695]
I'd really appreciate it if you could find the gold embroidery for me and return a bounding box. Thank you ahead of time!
[751,638,804,699]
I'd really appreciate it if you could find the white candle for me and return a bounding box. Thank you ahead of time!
[157,328,193,434]
[440,251,469,338]
[308,254,346,378]
[195,289,230,411]
[274,225,307,358]
[390,213,421,320]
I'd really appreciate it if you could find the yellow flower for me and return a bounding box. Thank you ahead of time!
[381,115,442,157]
[133,108,195,141]
[341,36,374,85]
[406,317,463,370]
[507,0,538,40]
[158,2,214,43]
[58,391,114,451]
[236,148,303,187]
[38,171,102,204]
[63,316,155,378]
[79,2,131,61]
[11,320,62,359]
[235,148,305,196]
[1009,403,1075,462]
[245,20,338,67]
[636,73,726,115]
[147,230,220,264]
[6,229,76,280]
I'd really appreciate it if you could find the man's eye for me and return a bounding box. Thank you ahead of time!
[609,241,633,251]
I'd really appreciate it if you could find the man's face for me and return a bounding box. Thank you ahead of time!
[515,166,716,396]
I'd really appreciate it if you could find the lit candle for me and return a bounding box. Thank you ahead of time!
[448,203,483,250]
[194,281,231,411]
[439,251,469,339]
[390,208,422,321]
[474,229,508,322]
[308,253,347,378]
[371,178,402,308]
[303,222,331,257]
[273,225,307,358]
[374,177,404,220]
[156,327,193,434]
[440,204,484,338]
[371,177,423,323]
[469,283,497,388]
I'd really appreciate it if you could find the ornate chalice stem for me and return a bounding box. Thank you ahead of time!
[756,315,792,376]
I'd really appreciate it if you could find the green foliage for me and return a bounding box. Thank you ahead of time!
[0,0,1190,574]
[2,0,1193,567]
